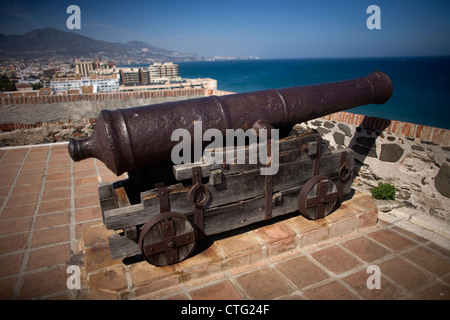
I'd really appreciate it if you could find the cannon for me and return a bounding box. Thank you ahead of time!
[69,71,393,266]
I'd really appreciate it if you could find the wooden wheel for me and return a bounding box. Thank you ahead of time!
[139,212,197,267]
[298,176,339,220]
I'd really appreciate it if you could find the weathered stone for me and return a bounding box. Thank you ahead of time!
[374,199,405,212]
[411,145,425,152]
[380,144,404,162]
[338,123,352,137]
[351,144,377,158]
[355,136,376,148]
[333,132,345,146]
[324,121,335,129]
[316,126,331,135]
[434,162,450,198]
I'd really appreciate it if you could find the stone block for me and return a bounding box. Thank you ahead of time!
[379,143,404,162]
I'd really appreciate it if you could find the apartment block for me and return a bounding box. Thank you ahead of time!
[50,74,120,93]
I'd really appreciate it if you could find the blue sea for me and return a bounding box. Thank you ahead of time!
[177,57,450,130]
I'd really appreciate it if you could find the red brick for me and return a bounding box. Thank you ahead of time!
[20,265,68,299]
[42,188,71,201]
[0,253,23,277]
[342,236,391,262]
[6,193,39,207]
[46,172,70,181]
[75,176,99,187]
[31,225,70,248]
[379,257,433,291]
[82,224,114,248]
[301,225,329,247]
[27,243,71,270]
[75,194,99,209]
[11,183,42,195]
[0,277,17,299]
[16,174,43,185]
[0,217,33,235]
[20,167,45,176]
[38,198,70,214]
[303,280,359,300]
[73,169,97,178]
[356,209,378,228]
[88,267,128,294]
[367,229,416,252]
[402,247,450,276]
[45,179,71,190]
[189,280,243,300]
[217,233,262,269]
[253,222,297,256]
[342,269,404,300]
[75,206,102,222]
[276,256,329,289]
[310,245,362,275]
[1,203,36,219]
[176,243,224,282]
[35,211,70,230]
[330,216,357,237]
[84,244,122,273]
[236,267,293,299]
[414,284,450,300]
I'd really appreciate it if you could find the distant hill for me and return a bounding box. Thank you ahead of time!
[0,27,204,63]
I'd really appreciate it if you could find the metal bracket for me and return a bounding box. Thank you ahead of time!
[313,136,322,177]
[155,182,170,213]
[337,151,351,199]
[190,166,207,236]
[265,175,273,220]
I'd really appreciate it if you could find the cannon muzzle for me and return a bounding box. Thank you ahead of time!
[68,71,393,175]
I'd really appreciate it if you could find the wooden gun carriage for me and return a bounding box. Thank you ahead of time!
[69,72,393,267]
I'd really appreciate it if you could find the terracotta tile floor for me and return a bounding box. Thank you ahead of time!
[0,143,449,300]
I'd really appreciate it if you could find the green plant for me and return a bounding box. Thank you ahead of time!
[372,183,396,200]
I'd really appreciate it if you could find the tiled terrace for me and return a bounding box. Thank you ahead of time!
[0,143,449,300]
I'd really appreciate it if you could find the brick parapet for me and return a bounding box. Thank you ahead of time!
[320,111,450,146]
[0,87,226,105]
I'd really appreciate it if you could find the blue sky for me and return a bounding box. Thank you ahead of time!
[0,0,449,58]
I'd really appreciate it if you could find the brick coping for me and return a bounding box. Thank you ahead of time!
[319,111,450,146]
[81,190,378,299]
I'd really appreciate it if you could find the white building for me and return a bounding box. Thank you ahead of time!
[50,74,120,93]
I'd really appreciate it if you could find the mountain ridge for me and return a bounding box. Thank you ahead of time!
[0,27,204,63]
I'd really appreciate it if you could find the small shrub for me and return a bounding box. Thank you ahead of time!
[372,183,396,200]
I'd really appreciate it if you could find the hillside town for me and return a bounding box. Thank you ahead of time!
[0,58,217,95]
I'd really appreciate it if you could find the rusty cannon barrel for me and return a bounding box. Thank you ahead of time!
[68,71,393,176]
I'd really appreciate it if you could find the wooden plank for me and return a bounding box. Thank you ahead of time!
[173,133,324,180]
[98,183,116,223]
[103,149,354,230]
[113,187,131,208]
[109,233,140,259]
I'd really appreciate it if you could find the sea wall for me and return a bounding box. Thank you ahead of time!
[298,112,450,232]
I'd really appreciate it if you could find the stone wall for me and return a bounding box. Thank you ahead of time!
[0,88,233,146]
[297,112,450,230]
